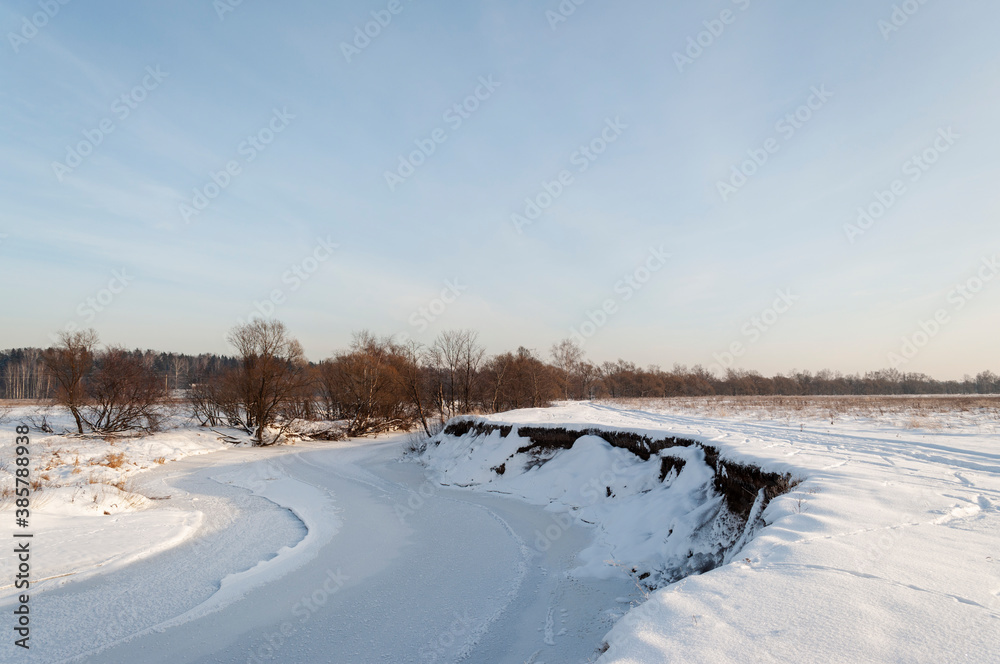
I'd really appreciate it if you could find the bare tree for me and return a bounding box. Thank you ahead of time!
[517,347,557,408]
[42,330,98,433]
[84,348,165,433]
[396,340,432,436]
[170,354,190,391]
[2,350,48,400]
[428,330,462,420]
[190,373,236,427]
[578,360,600,400]
[457,330,485,413]
[428,330,485,419]
[975,370,999,394]
[483,352,513,413]
[482,347,558,412]
[226,320,308,445]
[318,332,413,437]
[550,338,585,400]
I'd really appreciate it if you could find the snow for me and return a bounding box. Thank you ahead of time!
[1,400,997,662]
[421,419,748,585]
[145,455,342,631]
[0,404,343,637]
[442,402,1000,663]
[0,509,203,598]
[0,406,228,602]
[81,439,633,664]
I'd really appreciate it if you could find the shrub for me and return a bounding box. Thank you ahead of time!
[83,348,165,433]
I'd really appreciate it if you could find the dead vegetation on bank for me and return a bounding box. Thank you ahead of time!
[599,395,1000,429]
[440,419,797,524]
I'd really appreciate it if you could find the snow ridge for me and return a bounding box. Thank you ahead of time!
[420,416,794,590]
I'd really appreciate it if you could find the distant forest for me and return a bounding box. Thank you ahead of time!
[3,333,997,403]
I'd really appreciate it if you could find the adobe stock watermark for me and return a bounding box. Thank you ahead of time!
[710,288,799,374]
[246,568,348,663]
[717,85,833,202]
[888,255,998,368]
[419,611,475,663]
[535,457,632,553]
[7,0,72,53]
[235,236,338,326]
[545,0,589,31]
[673,0,753,73]
[394,480,437,524]
[214,0,245,21]
[384,76,501,192]
[569,245,670,347]
[511,117,627,234]
[406,279,468,334]
[340,0,415,63]
[179,107,294,224]
[878,0,933,41]
[51,66,169,182]
[532,512,576,554]
[48,269,134,344]
[843,127,958,244]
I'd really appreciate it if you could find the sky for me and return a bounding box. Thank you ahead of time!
[0,0,998,379]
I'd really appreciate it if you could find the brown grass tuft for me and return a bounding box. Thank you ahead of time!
[103,452,127,469]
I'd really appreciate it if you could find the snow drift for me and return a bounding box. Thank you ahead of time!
[419,416,796,588]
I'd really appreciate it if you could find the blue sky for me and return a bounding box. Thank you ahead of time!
[1,0,998,379]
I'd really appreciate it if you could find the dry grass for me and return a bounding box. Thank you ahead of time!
[107,477,148,510]
[601,395,1000,428]
[102,452,127,469]
[153,456,166,465]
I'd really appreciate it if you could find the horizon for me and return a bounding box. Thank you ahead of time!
[1,326,996,384]
[2,1,999,382]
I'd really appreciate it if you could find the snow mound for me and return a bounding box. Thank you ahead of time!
[33,483,151,515]
[420,416,795,588]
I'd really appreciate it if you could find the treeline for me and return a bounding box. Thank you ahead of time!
[0,346,235,399]
[192,326,561,442]
[582,363,1000,398]
[3,324,998,445]
[9,324,564,444]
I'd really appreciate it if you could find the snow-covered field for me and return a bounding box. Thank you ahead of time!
[0,406,231,601]
[0,400,997,662]
[599,394,1000,435]
[448,402,999,663]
